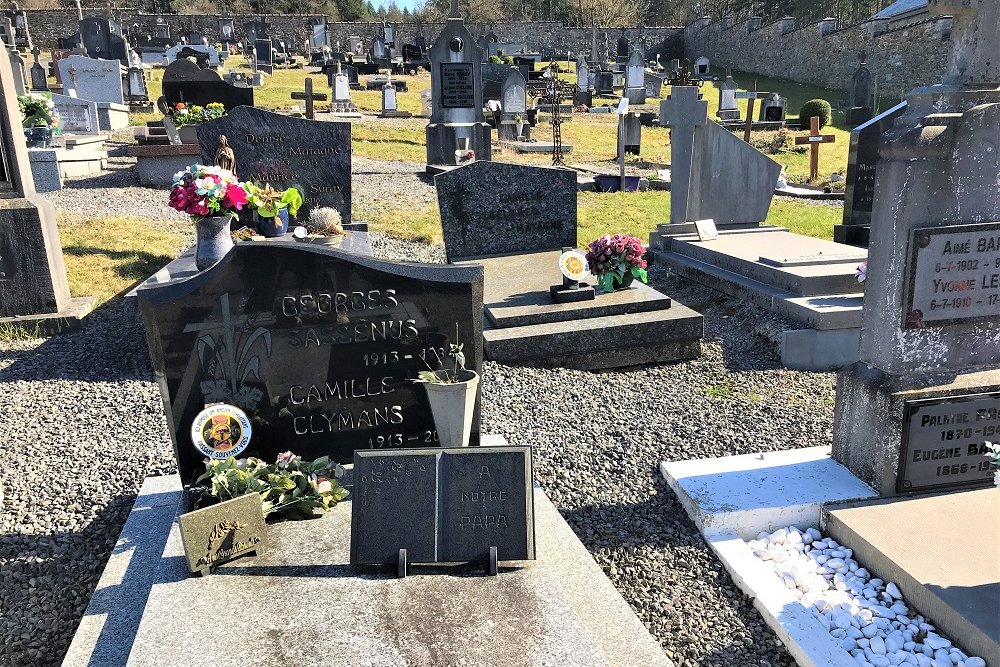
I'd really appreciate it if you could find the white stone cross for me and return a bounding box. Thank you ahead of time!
[659,86,708,225]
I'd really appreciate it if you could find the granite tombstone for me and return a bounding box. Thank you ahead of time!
[848,56,875,127]
[834,101,908,247]
[57,54,124,105]
[351,447,535,567]
[436,161,577,262]
[717,72,740,121]
[196,106,350,222]
[162,58,253,110]
[79,17,129,66]
[255,38,273,74]
[138,242,485,484]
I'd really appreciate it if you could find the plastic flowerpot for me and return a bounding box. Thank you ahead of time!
[594,174,641,193]
[422,370,479,448]
[195,215,235,271]
[255,208,290,238]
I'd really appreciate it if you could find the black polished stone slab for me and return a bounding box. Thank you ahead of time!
[436,161,577,262]
[197,106,350,223]
[162,59,253,111]
[898,393,999,494]
[138,242,484,484]
[351,446,535,566]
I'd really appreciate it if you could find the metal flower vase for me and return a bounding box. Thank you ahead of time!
[195,215,235,271]
[422,370,480,448]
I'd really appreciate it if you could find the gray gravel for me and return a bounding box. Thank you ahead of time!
[1,155,835,667]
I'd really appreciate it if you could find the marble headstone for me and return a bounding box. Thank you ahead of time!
[56,54,123,105]
[51,92,98,134]
[435,161,577,262]
[717,73,740,120]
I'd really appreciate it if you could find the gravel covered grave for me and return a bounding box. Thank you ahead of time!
[0,156,840,667]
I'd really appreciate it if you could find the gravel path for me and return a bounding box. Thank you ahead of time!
[1,157,836,667]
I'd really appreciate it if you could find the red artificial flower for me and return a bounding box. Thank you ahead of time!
[223,184,248,210]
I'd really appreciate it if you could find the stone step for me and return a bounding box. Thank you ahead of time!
[484,305,703,371]
[650,247,863,330]
[486,281,672,328]
[659,230,864,297]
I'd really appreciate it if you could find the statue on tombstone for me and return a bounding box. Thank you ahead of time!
[215,135,236,174]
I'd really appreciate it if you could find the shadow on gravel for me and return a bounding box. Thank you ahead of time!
[60,162,138,190]
[0,298,155,383]
[0,494,140,667]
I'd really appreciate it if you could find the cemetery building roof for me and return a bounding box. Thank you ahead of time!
[875,0,928,19]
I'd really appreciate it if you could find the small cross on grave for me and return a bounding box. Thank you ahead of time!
[30,45,40,65]
[735,82,769,143]
[660,86,708,225]
[794,116,836,183]
[291,77,328,120]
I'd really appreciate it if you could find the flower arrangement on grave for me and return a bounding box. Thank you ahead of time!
[855,260,867,284]
[171,102,226,127]
[169,164,249,221]
[986,442,1000,487]
[244,182,304,227]
[18,91,57,129]
[196,452,349,520]
[585,234,649,292]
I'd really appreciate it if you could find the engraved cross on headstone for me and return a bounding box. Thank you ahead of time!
[659,86,707,225]
[291,77,328,120]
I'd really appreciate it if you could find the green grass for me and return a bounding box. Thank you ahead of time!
[58,212,192,304]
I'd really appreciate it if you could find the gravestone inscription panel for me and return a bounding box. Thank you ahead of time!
[351,447,535,565]
[138,243,485,484]
[436,161,577,262]
[903,222,1000,329]
[898,393,999,493]
[440,62,474,108]
[197,106,350,222]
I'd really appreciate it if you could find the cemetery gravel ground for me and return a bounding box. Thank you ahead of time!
[0,137,835,667]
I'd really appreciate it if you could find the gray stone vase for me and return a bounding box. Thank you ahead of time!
[195,215,235,271]
[422,370,480,448]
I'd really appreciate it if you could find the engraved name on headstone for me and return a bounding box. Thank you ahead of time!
[441,62,474,108]
[904,223,1000,329]
[898,393,999,493]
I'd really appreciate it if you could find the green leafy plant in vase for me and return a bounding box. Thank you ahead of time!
[415,325,479,448]
[245,183,304,237]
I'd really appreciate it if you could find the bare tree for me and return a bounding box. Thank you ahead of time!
[579,0,650,27]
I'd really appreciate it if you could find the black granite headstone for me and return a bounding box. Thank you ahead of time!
[440,62,475,108]
[835,101,908,248]
[436,162,577,262]
[196,106,350,222]
[79,17,129,66]
[255,38,273,74]
[138,243,485,484]
[351,447,535,566]
[162,59,253,110]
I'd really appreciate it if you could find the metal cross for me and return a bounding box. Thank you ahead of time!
[659,86,708,225]
[532,71,576,166]
[291,77,328,120]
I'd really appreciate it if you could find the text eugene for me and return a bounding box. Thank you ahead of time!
[911,405,1000,479]
[283,287,417,440]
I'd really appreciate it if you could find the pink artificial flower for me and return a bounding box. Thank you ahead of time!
[168,187,189,212]
[223,184,248,210]
[275,451,294,468]
[316,477,333,494]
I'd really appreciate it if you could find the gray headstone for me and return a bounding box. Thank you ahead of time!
[436,161,577,262]
[718,74,739,118]
[659,86,708,225]
[849,61,874,111]
[381,83,396,112]
[576,55,589,91]
[758,93,786,122]
[945,0,1000,86]
[500,67,525,113]
[56,54,124,105]
[643,72,663,99]
[8,50,24,94]
[79,16,129,66]
[51,92,98,134]
[351,447,535,565]
[196,106,351,223]
[694,56,710,76]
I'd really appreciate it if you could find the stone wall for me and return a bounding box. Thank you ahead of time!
[23,10,684,59]
[681,11,969,102]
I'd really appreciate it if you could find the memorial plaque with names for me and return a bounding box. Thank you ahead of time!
[197,106,350,223]
[351,447,535,566]
[903,223,1000,329]
[440,62,474,109]
[138,243,485,484]
[897,393,999,493]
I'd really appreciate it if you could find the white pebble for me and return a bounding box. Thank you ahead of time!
[886,582,902,599]
[871,636,887,655]
[965,658,986,667]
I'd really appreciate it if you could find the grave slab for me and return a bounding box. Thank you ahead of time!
[64,441,672,667]
[660,445,878,540]
[469,251,703,370]
[824,490,999,666]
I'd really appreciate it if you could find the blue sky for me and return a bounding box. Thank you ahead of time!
[372,0,422,10]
